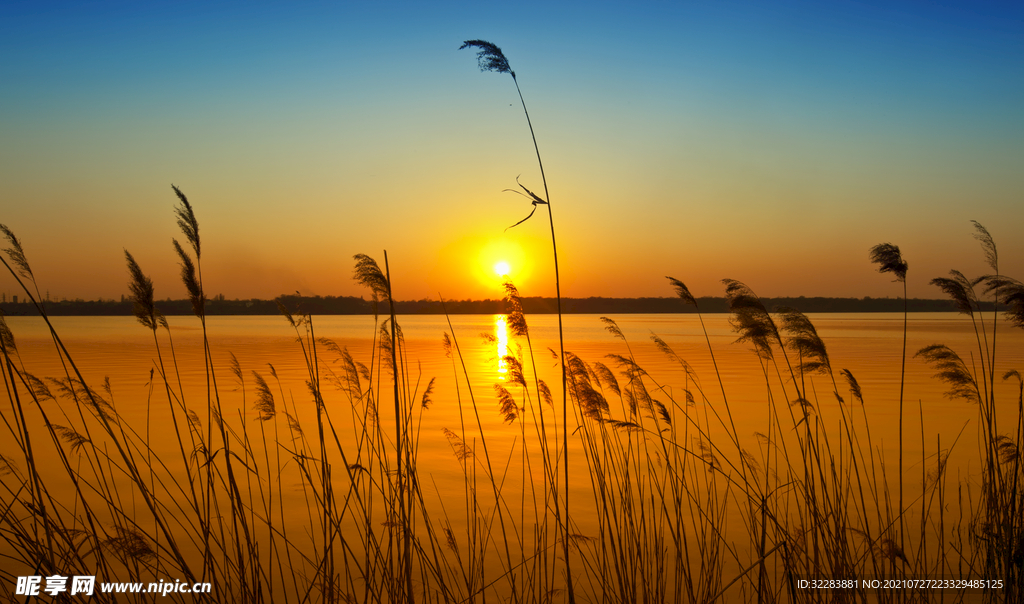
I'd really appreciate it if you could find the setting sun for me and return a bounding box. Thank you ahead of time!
[494,261,511,276]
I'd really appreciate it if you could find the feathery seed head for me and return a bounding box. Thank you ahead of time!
[722,279,779,358]
[125,250,157,330]
[173,239,205,318]
[0,313,16,354]
[600,317,625,341]
[982,275,1024,330]
[931,270,977,316]
[915,344,980,404]
[971,221,997,273]
[252,371,276,420]
[460,40,514,77]
[353,254,390,301]
[869,243,907,282]
[503,279,529,336]
[172,185,201,259]
[0,224,33,280]
[666,276,696,306]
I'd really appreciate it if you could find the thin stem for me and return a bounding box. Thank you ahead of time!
[511,72,574,604]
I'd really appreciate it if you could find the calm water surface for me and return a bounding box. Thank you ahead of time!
[5,312,1022,597]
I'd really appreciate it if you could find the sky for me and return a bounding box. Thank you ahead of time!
[1,0,1022,303]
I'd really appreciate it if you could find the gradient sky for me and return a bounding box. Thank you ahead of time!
[1,1,1022,303]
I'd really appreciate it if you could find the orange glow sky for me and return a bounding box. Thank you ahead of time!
[1,2,1022,303]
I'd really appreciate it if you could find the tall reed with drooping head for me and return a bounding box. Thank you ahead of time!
[353,251,414,604]
[460,39,574,601]
[870,242,909,545]
[170,185,255,598]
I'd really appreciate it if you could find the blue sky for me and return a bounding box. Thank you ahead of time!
[1,1,1021,300]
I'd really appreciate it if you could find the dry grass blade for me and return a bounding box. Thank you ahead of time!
[502,177,549,230]
[869,243,908,282]
[0,223,33,280]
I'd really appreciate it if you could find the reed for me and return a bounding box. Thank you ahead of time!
[460,40,576,604]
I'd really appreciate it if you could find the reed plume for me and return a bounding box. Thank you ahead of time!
[666,276,696,306]
[125,250,158,331]
[495,384,520,423]
[252,371,276,421]
[173,239,204,318]
[503,280,529,336]
[173,184,200,259]
[460,40,513,76]
[421,377,435,409]
[915,344,981,404]
[0,313,16,355]
[778,308,832,376]
[841,369,863,405]
[930,270,980,316]
[973,220,998,273]
[0,223,33,280]
[983,275,1024,329]
[722,279,778,358]
[104,526,156,561]
[353,253,389,301]
[869,243,908,282]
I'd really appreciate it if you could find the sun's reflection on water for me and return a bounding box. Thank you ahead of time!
[494,314,509,376]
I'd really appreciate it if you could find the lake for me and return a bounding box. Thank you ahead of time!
[3,312,1020,602]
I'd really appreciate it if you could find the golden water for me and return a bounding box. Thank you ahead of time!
[3,312,1021,600]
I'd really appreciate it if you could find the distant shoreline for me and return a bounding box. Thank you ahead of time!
[0,295,992,317]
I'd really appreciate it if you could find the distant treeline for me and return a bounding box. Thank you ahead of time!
[0,294,995,317]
